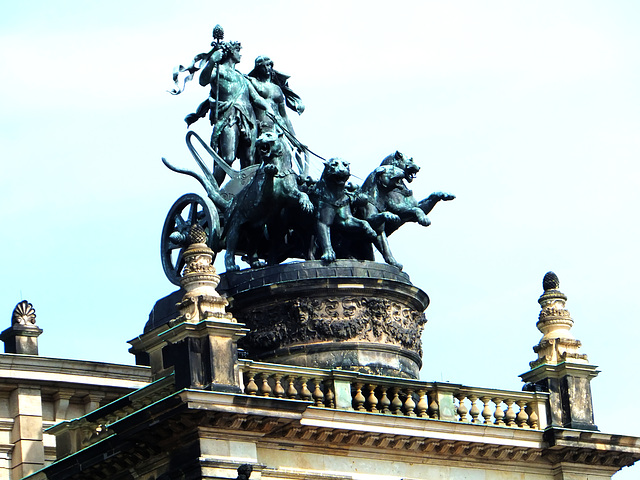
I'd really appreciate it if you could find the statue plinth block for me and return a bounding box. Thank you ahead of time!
[218,260,429,379]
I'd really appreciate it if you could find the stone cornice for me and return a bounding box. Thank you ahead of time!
[520,361,600,384]
[0,354,150,389]
[543,428,640,468]
[29,388,640,479]
[178,389,311,420]
[298,406,544,448]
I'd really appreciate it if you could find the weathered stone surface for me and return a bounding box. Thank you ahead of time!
[260,342,423,379]
[1,301,43,355]
[30,388,640,480]
[521,272,599,431]
[219,260,429,379]
[147,261,429,378]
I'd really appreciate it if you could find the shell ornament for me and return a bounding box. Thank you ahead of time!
[12,300,36,325]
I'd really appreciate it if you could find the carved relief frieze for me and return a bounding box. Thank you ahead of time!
[236,295,427,354]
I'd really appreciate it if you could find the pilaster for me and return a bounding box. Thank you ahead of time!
[129,225,248,392]
[9,386,44,478]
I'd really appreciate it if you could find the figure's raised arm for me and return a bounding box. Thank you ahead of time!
[199,50,223,87]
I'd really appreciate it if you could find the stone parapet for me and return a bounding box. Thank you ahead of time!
[239,360,550,429]
[25,381,640,480]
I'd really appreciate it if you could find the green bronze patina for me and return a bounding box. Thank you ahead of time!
[163,25,454,278]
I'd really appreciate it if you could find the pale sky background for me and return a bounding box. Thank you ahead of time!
[1,2,639,477]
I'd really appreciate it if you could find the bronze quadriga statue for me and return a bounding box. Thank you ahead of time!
[158,24,455,378]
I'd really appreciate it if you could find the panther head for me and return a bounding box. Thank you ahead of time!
[322,158,351,186]
[373,165,406,192]
[255,131,284,164]
[381,151,420,183]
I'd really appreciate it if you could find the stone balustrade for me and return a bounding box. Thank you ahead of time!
[239,360,549,430]
[240,361,336,408]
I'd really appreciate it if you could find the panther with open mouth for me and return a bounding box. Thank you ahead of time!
[223,131,313,271]
[310,158,377,263]
[371,151,455,236]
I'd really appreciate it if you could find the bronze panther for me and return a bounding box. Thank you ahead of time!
[374,151,455,235]
[223,132,313,271]
[310,158,377,263]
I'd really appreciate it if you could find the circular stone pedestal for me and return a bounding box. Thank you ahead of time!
[218,260,429,379]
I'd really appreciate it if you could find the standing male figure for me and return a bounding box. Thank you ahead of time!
[186,41,270,185]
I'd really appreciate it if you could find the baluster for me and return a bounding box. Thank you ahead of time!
[427,390,439,419]
[416,389,428,418]
[244,371,258,396]
[469,395,480,423]
[526,401,539,429]
[403,389,416,417]
[492,397,505,426]
[456,393,469,422]
[390,388,403,415]
[259,373,273,397]
[480,396,493,425]
[273,374,285,398]
[516,400,529,428]
[299,377,312,402]
[285,376,298,399]
[312,378,325,407]
[323,379,335,408]
[379,386,391,414]
[504,399,517,427]
[353,383,366,411]
[366,384,379,413]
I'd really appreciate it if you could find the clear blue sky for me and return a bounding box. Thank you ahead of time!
[1,2,639,477]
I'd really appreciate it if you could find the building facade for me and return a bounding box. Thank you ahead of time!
[0,239,636,479]
[0,302,149,479]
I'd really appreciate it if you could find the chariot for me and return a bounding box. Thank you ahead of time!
[160,131,453,285]
[160,131,259,285]
[160,131,309,285]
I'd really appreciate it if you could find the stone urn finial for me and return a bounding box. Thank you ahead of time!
[530,271,588,368]
[174,225,235,325]
[521,271,599,431]
[542,271,560,291]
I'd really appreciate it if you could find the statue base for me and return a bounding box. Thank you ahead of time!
[257,341,423,379]
[218,260,429,379]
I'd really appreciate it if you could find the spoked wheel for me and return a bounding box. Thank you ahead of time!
[161,193,220,286]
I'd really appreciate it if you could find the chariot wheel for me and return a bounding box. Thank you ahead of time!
[161,193,220,286]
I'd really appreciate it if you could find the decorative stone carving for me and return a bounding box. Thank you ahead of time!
[520,271,599,431]
[219,260,430,378]
[130,224,248,391]
[529,271,588,369]
[174,225,235,325]
[1,300,43,354]
[12,301,37,326]
[238,297,425,355]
